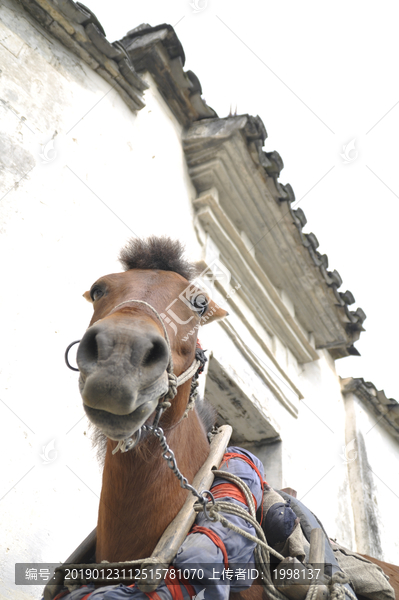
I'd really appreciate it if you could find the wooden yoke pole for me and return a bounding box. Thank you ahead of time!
[138,424,232,591]
[44,426,232,600]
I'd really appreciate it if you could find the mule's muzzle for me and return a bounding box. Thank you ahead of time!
[83,402,157,441]
[76,320,169,422]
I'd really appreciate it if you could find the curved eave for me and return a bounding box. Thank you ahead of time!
[184,115,366,358]
[17,2,366,358]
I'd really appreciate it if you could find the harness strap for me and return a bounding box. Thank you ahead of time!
[190,525,229,569]
[158,573,197,600]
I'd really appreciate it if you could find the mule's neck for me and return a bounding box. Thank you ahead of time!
[96,396,210,562]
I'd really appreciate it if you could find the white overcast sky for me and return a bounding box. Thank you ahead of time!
[91,0,399,399]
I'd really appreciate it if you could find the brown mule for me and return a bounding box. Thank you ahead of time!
[69,237,399,599]
[77,238,227,563]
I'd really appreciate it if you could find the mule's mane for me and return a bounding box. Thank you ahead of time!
[119,236,198,281]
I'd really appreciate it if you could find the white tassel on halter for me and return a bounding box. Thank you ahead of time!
[112,429,142,454]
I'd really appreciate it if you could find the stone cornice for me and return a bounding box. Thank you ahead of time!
[184,115,366,359]
[341,377,399,440]
[194,188,318,365]
[120,24,217,127]
[219,320,300,416]
[205,354,283,444]
[18,0,148,112]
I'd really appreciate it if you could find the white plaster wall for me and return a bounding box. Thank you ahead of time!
[284,350,357,550]
[200,289,357,551]
[202,280,399,562]
[1,5,397,599]
[201,323,294,441]
[347,393,399,562]
[0,3,199,598]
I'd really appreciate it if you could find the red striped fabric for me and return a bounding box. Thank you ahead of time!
[220,451,267,523]
[178,579,196,599]
[53,591,71,600]
[164,573,184,600]
[211,482,257,509]
[128,581,162,600]
[190,525,229,569]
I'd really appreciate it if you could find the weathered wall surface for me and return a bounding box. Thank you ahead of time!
[291,351,357,549]
[189,274,361,554]
[0,3,199,598]
[344,392,399,562]
[1,4,398,600]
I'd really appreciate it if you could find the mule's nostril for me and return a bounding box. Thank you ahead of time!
[78,324,169,387]
[77,329,99,371]
[86,334,99,363]
[140,339,168,368]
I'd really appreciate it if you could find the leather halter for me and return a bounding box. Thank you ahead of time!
[65,298,206,453]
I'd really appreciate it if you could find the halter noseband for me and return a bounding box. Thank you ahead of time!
[65,298,207,453]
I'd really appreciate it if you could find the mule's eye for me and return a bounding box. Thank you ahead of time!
[90,287,104,302]
[191,293,208,317]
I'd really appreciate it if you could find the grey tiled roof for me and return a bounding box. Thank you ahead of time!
[120,24,217,126]
[236,114,367,353]
[184,114,366,358]
[19,0,148,112]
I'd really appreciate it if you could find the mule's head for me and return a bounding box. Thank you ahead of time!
[76,237,227,442]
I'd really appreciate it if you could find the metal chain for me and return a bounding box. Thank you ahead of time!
[112,378,201,455]
[143,422,213,508]
[54,423,214,589]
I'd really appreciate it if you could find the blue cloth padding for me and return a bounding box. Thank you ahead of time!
[54,447,265,600]
[172,446,265,600]
[211,446,264,510]
[264,501,296,546]
[59,585,187,600]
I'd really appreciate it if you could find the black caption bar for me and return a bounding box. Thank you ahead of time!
[15,563,325,586]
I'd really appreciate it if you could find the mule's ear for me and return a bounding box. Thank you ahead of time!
[201,298,228,325]
[83,291,93,303]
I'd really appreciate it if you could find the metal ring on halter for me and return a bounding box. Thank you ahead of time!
[199,490,217,521]
[65,340,81,371]
[123,428,142,452]
[112,428,142,454]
